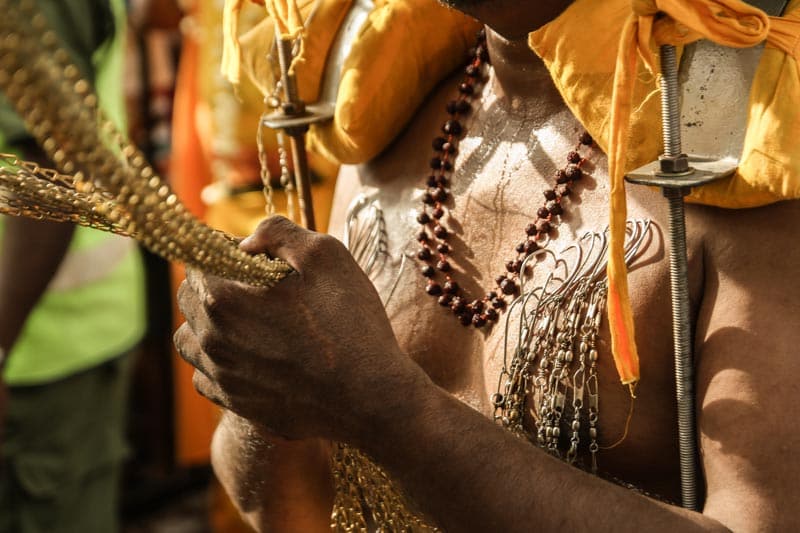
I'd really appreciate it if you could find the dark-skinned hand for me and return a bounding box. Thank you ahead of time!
[174,216,430,444]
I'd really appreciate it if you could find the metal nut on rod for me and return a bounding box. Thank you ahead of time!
[658,153,690,175]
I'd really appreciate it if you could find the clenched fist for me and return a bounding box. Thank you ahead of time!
[174,216,430,445]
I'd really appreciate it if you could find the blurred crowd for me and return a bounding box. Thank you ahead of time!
[0,0,336,531]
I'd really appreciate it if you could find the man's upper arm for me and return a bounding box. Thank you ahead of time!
[695,200,800,531]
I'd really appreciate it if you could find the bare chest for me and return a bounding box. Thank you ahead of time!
[328,84,705,501]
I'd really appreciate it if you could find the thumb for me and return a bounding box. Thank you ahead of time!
[240,215,316,270]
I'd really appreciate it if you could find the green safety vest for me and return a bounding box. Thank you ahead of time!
[0,0,146,385]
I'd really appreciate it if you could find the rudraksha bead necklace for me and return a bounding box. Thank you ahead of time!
[415,29,595,329]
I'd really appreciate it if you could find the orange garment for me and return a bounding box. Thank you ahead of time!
[170,20,217,466]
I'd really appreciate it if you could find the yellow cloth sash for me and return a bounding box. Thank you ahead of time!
[530,0,800,388]
[222,0,481,164]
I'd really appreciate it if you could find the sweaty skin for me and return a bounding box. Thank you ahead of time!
[174,4,800,532]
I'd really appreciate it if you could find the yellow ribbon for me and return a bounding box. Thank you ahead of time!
[607,0,798,389]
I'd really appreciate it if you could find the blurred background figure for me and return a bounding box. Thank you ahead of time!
[0,1,147,531]
[0,0,338,530]
[126,0,338,530]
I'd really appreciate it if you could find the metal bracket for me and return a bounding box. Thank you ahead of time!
[261,102,335,131]
[625,155,737,190]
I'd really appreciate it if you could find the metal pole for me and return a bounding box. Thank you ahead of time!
[275,35,316,231]
[658,44,698,511]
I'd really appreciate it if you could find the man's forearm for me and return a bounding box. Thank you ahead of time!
[0,216,74,352]
[361,380,728,533]
[212,412,334,532]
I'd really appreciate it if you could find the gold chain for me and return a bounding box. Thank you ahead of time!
[0,0,291,287]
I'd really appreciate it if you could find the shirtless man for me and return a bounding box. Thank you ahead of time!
[173,1,800,530]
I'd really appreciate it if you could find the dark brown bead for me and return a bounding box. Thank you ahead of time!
[472,314,487,328]
[510,259,523,273]
[422,192,434,205]
[580,131,594,146]
[485,307,498,320]
[500,278,518,295]
[455,100,471,114]
[549,203,563,216]
[537,207,550,219]
[465,64,481,78]
[437,260,451,272]
[426,281,442,295]
[427,175,438,187]
[476,45,489,62]
[492,298,506,309]
[469,299,484,312]
[567,150,582,164]
[436,175,449,187]
[459,83,474,95]
[495,275,507,286]
[433,225,448,239]
[525,223,537,236]
[442,120,462,136]
[536,220,551,233]
[565,164,582,181]
[442,142,456,154]
[506,260,517,273]
[438,294,453,306]
[430,157,443,170]
[515,242,526,253]
[417,230,429,242]
[444,280,459,294]
[487,291,498,300]
[555,169,569,184]
[441,160,453,171]
[432,207,445,219]
[436,243,451,254]
[523,240,539,254]
[459,312,474,326]
[417,247,432,260]
[432,137,447,151]
[544,189,557,201]
[417,212,430,224]
[446,100,459,114]
[432,188,448,202]
[559,184,572,197]
[450,297,465,314]
[421,265,435,278]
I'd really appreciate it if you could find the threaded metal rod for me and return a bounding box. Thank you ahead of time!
[659,45,683,158]
[658,43,699,511]
[664,188,698,511]
[275,35,316,231]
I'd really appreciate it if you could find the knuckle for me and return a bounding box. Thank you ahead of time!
[259,215,293,239]
[303,233,339,263]
[198,329,226,358]
[177,279,188,302]
[173,325,196,361]
[192,370,210,397]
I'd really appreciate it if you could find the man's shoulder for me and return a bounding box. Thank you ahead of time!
[689,198,800,260]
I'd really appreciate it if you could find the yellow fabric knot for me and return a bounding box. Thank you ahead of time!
[532,0,799,389]
[223,0,307,86]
